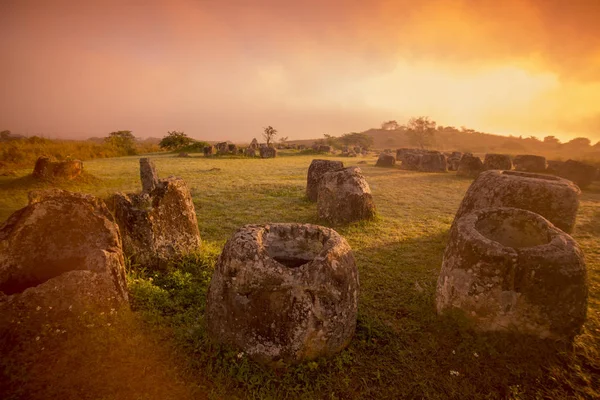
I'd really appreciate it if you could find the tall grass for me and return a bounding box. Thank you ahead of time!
[0,137,161,170]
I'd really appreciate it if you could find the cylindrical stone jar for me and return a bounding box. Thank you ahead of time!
[437,207,588,341]
[454,170,581,233]
[206,223,359,366]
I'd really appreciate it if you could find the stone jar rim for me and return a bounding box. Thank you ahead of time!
[251,223,340,271]
[455,207,571,255]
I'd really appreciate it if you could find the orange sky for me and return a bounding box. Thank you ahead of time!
[1,0,599,143]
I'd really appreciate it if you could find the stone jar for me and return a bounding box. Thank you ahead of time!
[453,170,581,233]
[206,223,359,367]
[437,207,588,341]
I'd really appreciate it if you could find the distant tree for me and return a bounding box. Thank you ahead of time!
[105,130,136,155]
[0,130,11,140]
[543,135,561,146]
[159,130,194,151]
[381,120,399,130]
[278,136,289,144]
[322,134,339,148]
[406,116,436,149]
[339,132,374,149]
[564,137,591,148]
[263,126,277,146]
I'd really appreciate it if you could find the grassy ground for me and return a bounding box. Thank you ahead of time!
[1,152,599,399]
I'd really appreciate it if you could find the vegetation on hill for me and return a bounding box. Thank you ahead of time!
[0,131,161,170]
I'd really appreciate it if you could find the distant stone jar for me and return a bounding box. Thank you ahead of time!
[418,151,447,172]
[513,154,546,173]
[436,207,588,341]
[32,156,83,181]
[483,154,512,171]
[375,153,396,167]
[317,166,376,224]
[206,223,359,367]
[306,159,344,202]
[260,146,277,158]
[456,154,483,178]
[557,159,598,189]
[454,170,581,233]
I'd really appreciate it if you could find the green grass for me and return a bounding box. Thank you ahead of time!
[1,152,599,399]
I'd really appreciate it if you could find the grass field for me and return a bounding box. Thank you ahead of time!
[1,152,599,399]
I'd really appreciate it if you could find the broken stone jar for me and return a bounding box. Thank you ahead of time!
[206,223,359,367]
[436,207,588,341]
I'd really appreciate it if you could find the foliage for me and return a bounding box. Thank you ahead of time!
[278,136,289,144]
[1,130,11,140]
[406,116,437,149]
[262,125,277,146]
[177,141,211,153]
[105,130,137,155]
[543,135,561,146]
[381,120,399,130]
[339,132,374,149]
[159,131,196,151]
[0,137,160,170]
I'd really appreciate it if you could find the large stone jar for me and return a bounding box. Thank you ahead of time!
[206,223,359,366]
[317,167,376,224]
[454,170,581,233]
[437,207,588,341]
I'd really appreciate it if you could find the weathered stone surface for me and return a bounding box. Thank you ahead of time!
[456,153,483,178]
[306,159,344,202]
[0,189,127,298]
[139,158,159,193]
[483,154,512,171]
[514,154,546,173]
[318,145,332,153]
[109,177,201,269]
[418,151,447,172]
[249,138,259,149]
[260,146,277,158]
[446,152,462,171]
[546,160,565,175]
[206,223,359,366]
[0,190,128,339]
[216,142,229,154]
[32,156,83,181]
[203,145,215,156]
[317,167,376,224]
[245,147,256,157]
[437,207,588,340]
[375,153,396,167]
[396,148,424,170]
[557,159,598,189]
[454,170,581,233]
[228,143,237,153]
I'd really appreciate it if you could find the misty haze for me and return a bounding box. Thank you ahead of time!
[1,1,599,399]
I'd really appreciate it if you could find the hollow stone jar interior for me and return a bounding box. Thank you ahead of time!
[475,211,550,248]
[263,226,326,268]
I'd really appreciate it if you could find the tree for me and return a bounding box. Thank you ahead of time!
[105,130,136,155]
[381,120,399,130]
[406,116,436,149]
[278,136,289,144]
[543,136,561,146]
[339,132,374,149]
[263,126,277,146]
[0,130,11,140]
[159,131,194,151]
[564,137,591,148]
